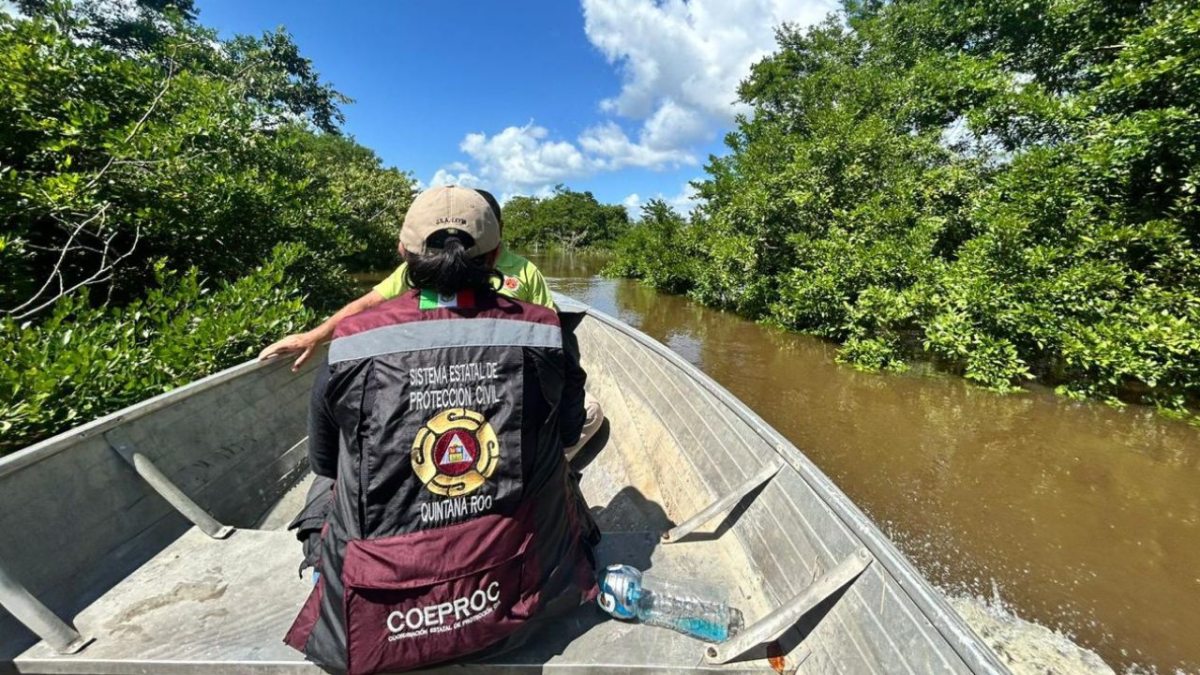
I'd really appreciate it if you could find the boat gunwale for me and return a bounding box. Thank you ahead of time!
[574,299,1007,674]
[0,355,300,481]
[2,294,1005,673]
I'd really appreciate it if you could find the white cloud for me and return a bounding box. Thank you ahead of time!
[622,180,703,217]
[584,0,833,121]
[428,162,481,188]
[458,124,593,194]
[453,120,697,196]
[445,0,833,197]
[640,100,710,150]
[578,122,694,169]
[667,181,702,215]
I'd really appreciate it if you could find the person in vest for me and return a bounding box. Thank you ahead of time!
[285,186,599,674]
[258,188,604,458]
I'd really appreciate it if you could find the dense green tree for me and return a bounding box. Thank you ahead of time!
[0,0,417,452]
[609,0,1200,413]
[604,199,695,294]
[0,0,412,318]
[503,185,628,250]
[290,132,414,273]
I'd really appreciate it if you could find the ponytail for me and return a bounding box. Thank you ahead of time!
[404,234,500,296]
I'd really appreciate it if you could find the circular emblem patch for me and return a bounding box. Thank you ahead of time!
[503,275,520,290]
[411,408,500,496]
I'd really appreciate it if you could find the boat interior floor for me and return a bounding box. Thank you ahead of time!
[16,430,786,674]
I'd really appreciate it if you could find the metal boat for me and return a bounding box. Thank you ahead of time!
[0,295,1007,673]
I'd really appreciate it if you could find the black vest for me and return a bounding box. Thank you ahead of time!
[286,290,597,674]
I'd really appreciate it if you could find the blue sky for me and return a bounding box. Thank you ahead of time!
[196,0,835,211]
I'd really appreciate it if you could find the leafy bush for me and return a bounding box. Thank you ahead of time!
[0,245,314,454]
[604,199,698,294]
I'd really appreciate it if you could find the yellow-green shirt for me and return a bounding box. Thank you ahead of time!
[373,248,555,309]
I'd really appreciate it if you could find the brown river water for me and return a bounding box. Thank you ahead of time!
[526,252,1200,674]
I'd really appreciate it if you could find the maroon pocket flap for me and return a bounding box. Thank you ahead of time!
[342,512,539,674]
[343,509,532,590]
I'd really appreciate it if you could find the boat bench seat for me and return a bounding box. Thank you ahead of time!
[16,528,764,673]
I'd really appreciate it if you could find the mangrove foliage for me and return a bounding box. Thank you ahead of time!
[0,0,415,453]
[503,185,630,251]
[607,0,1200,413]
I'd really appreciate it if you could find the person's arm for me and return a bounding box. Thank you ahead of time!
[258,289,386,372]
[307,358,340,479]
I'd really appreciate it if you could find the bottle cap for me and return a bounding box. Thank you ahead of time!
[598,564,641,620]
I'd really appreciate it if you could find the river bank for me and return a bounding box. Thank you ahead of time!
[529,251,1200,674]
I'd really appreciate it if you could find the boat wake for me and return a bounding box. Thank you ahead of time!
[946,588,1117,675]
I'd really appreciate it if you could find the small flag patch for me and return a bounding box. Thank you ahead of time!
[419,288,475,310]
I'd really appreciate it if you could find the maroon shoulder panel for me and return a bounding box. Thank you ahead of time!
[336,290,560,340]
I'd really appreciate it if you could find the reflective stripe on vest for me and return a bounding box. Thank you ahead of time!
[329,318,563,364]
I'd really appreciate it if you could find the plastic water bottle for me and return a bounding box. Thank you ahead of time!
[598,564,745,643]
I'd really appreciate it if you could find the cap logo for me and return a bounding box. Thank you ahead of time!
[435,216,468,226]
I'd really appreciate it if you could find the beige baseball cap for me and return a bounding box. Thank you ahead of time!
[400,186,500,256]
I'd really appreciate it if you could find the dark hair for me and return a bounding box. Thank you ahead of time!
[474,189,503,227]
[404,233,500,296]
